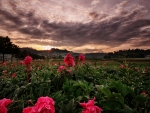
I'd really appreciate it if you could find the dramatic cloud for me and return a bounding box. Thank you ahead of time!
[0,0,150,53]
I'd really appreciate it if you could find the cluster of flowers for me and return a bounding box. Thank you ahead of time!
[2,55,32,67]
[64,53,85,66]
[58,53,85,73]
[1,55,33,79]
[0,97,103,113]
[120,64,149,73]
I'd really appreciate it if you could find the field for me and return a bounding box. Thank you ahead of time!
[0,58,150,113]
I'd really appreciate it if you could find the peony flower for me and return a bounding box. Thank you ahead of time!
[23,96,55,113]
[3,70,7,74]
[64,53,75,67]
[135,67,139,71]
[12,73,16,78]
[120,64,124,69]
[0,98,12,113]
[34,96,55,113]
[79,54,85,62]
[141,91,146,95]
[57,66,66,72]
[22,106,37,113]
[19,61,25,65]
[80,97,103,113]
[24,55,32,65]
[37,66,40,70]
[67,69,71,73]
[2,62,7,66]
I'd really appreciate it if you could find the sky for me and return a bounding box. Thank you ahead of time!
[0,0,150,53]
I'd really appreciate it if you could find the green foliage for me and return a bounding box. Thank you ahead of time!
[0,61,150,113]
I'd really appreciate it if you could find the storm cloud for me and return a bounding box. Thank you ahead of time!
[0,0,150,52]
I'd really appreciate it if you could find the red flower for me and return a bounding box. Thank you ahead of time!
[120,64,124,68]
[37,66,40,70]
[22,107,37,113]
[135,67,139,71]
[79,54,85,62]
[57,66,66,72]
[64,53,75,67]
[24,55,32,65]
[0,98,12,113]
[80,97,103,113]
[67,69,71,73]
[3,70,7,74]
[141,91,146,95]
[2,62,7,66]
[19,61,25,65]
[12,73,16,78]
[34,96,55,113]
[23,96,55,113]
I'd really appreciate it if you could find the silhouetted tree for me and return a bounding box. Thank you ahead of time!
[104,48,150,58]
[11,44,20,62]
[0,36,20,63]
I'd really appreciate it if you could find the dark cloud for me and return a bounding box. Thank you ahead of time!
[0,0,150,52]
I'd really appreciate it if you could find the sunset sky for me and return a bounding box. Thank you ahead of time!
[0,0,150,53]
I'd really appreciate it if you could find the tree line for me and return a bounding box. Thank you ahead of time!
[0,36,45,63]
[104,49,150,58]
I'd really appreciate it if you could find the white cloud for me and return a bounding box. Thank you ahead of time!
[91,0,100,6]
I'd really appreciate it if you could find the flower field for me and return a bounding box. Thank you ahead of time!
[0,53,150,113]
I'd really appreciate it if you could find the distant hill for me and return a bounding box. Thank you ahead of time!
[20,47,39,54]
[104,49,150,58]
[39,48,70,54]
[20,47,70,54]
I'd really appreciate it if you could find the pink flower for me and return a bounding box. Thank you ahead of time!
[37,66,40,70]
[79,54,85,62]
[23,96,55,113]
[3,70,7,74]
[64,53,75,67]
[80,97,103,113]
[67,69,71,73]
[34,96,55,113]
[19,61,25,65]
[0,98,12,113]
[12,73,16,78]
[145,67,148,71]
[57,66,66,72]
[141,91,146,95]
[120,64,124,68]
[24,55,32,65]
[2,62,7,66]
[22,107,37,113]
[135,67,139,71]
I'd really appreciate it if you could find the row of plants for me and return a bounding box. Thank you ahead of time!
[0,53,150,113]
